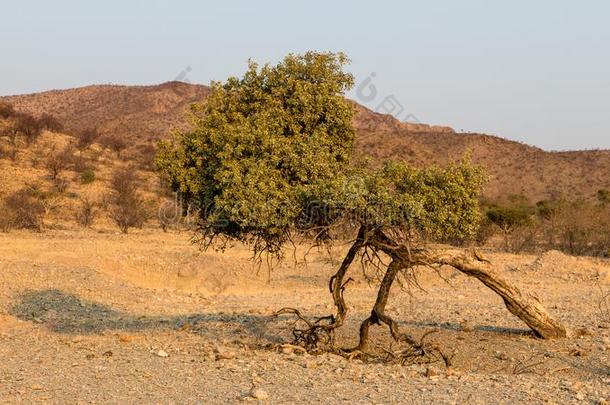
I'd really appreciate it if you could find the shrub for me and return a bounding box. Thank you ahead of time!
[3,186,46,231]
[106,167,148,233]
[482,197,610,257]
[80,168,96,184]
[74,127,100,151]
[38,113,64,132]
[54,176,70,193]
[0,144,17,161]
[100,134,127,157]
[132,143,157,170]
[485,205,533,251]
[598,189,610,205]
[14,113,43,146]
[0,102,15,118]
[75,197,97,227]
[45,146,75,179]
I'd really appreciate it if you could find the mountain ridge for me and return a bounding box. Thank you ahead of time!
[2,81,609,201]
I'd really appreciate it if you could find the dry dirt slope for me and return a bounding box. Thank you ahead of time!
[2,82,610,201]
[0,230,609,403]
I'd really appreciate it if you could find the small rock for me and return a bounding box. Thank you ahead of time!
[575,328,594,337]
[250,387,269,400]
[571,381,583,391]
[118,334,134,343]
[494,351,508,360]
[460,320,474,332]
[569,348,588,357]
[215,349,236,360]
[425,367,441,377]
[156,350,169,358]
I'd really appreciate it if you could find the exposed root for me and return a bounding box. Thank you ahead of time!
[274,307,336,353]
[375,330,455,367]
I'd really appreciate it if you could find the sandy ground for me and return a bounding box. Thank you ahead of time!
[0,229,609,404]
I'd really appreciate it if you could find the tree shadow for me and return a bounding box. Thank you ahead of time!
[9,289,285,345]
[402,320,534,337]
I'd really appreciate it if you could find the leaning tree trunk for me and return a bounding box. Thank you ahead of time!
[369,231,567,340]
[438,251,567,338]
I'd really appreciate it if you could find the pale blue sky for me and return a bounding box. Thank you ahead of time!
[1,0,609,150]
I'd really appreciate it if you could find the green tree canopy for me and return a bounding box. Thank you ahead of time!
[157,52,485,256]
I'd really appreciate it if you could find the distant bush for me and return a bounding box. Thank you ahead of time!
[0,102,15,118]
[75,197,97,227]
[3,186,47,231]
[106,167,148,233]
[483,197,610,257]
[99,134,127,157]
[54,176,70,194]
[80,168,96,184]
[45,146,75,179]
[485,204,534,251]
[0,143,17,161]
[598,189,610,205]
[14,113,43,146]
[38,113,64,132]
[0,112,43,148]
[74,127,100,151]
[131,143,156,170]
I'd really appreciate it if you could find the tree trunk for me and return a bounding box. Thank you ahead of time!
[353,260,419,351]
[327,226,367,329]
[368,231,566,340]
[439,252,567,339]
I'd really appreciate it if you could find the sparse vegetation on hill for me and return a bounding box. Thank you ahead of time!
[106,167,149,233]
[0,104,159,234]
[482,195,610,257]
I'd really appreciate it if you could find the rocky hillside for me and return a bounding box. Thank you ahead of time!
[3,82,609,201]
[1,82,209,143]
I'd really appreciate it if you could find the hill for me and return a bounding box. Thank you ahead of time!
[1,82,209,143]
[2,82,609,201]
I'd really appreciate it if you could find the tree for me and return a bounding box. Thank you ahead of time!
[38,113,64,132]
[486,205,533,251]
[14,113,43,146]
[106,167,148,233]
[0,102,15,118]
[100,134,127,157]
[597,189,610,206]
[157,52,566,357]
[74,127,101,151]
[75,197,97,227]
[3,184,48,231]
[45,146,74,180]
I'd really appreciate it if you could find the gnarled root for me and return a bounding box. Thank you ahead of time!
[349,258,453,366]
[275,227,367,352]
[274,307,335,352]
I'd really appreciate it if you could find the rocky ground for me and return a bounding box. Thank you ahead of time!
[0,230,608,404]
